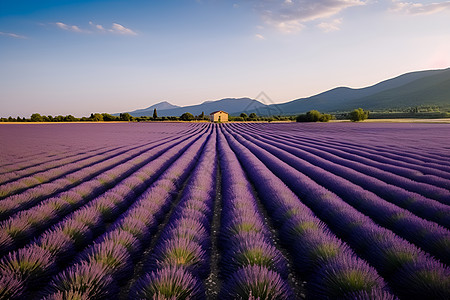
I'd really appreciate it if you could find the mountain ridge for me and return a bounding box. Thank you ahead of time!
[121,68,450,116]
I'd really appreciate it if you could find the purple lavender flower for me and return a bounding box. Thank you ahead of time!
[308,255,388,299]
[393,258,450,299]
[132,266,203,300]
[153,238,206,273]
[37,230,76,263]
[46,261,117,299]
[0,270,25,299]
[220,265,293,300]
[0,245,55,288]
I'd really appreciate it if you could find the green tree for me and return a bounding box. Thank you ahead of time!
[349,108,369,122]
[54,115,65,122]
[296,110,332,122]
[64,115,77,122]
[249,113,257,120]
[120,113,132,121]
[101,113,117,121]
[240,113,248,120]
[30,113,44,122]
[180,112,195,121]
[153,108,158,119]
[90,113,104,122]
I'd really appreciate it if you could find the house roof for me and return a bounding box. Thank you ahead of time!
[210,110,228,115]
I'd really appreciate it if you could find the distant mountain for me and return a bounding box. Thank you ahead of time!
[120,68,450,117]
[126,98,266,117]
[264,68,450,115]
[121,101,179,116]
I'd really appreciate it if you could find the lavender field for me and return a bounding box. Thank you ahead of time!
[0,122,449,300]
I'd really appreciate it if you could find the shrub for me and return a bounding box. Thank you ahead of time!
[349,108,369,122]
[180,113,195,121]
[296,110,332,122]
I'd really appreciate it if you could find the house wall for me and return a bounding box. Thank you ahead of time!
[210,112,228,122]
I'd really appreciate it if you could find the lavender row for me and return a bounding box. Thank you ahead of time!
[236,126,450,224]
[235,123,450,200]
[0,144,104,174]
[269,126,450,182]
[0,133,189,221]
[0,145,110,179]
[0,122,202,173]
[0,144,131,186]
[0,129,204,257]
[220,128,394,299]
[42,127,211,300]
[230,129,450,264]
[0,128,193,200]
[259,123,450,169]
[0,127,210,299]
[217,131,295,299]
[223,126,449,299]
[280,129,450,191]
[132,128,217,299]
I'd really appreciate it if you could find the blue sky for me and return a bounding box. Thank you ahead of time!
[1,0,449,117]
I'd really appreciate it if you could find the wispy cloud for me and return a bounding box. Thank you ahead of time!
[108,23,137,35]
[252,0,365,33]
[0,31,26,39]
[390,1,450,15]
[317,18,343,32]
[54,21,137,35]
[255,33,265,40]
[55,22,83,32]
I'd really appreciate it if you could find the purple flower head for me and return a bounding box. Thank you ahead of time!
[2,217,33,244]
[0,245,55,288]
[17,206,57,231]
[220,265,293,300]
[171,217,206,234]
[132,266,203,300]
[127,207,155,227]
[99,230,141,259]
[80,241,132,282]
[46,261,117,300]
[163,225,208,247]
[280,215,326,243]
[308,255,387,299]
[154,238,206,273]
[46,198,71,216]
[182,188,212,203]
[38,230,76,263]
[371,240,420,277]
[226,216,266,237]
[0,229,14,256]
[122,176,145,190]
[43,290,90,300]
[292,230,352,274]
[173,208,209,227]
[118,218,150,241]
[93,198,119,221]
[223,238,288,277]
[0,270,26,299]
[72,207,104,233]
[393,258,450,299]
[58,191,83,205]
[183,199,211,213]
[343,288,398,300]
[59,219,92,249]
[155,179,177,193]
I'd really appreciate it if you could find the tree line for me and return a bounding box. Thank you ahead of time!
[1,108,369,123]
[296,108,369,122]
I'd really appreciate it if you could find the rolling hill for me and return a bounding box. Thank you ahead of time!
[124,98,267,117]
[121,68,450,117]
